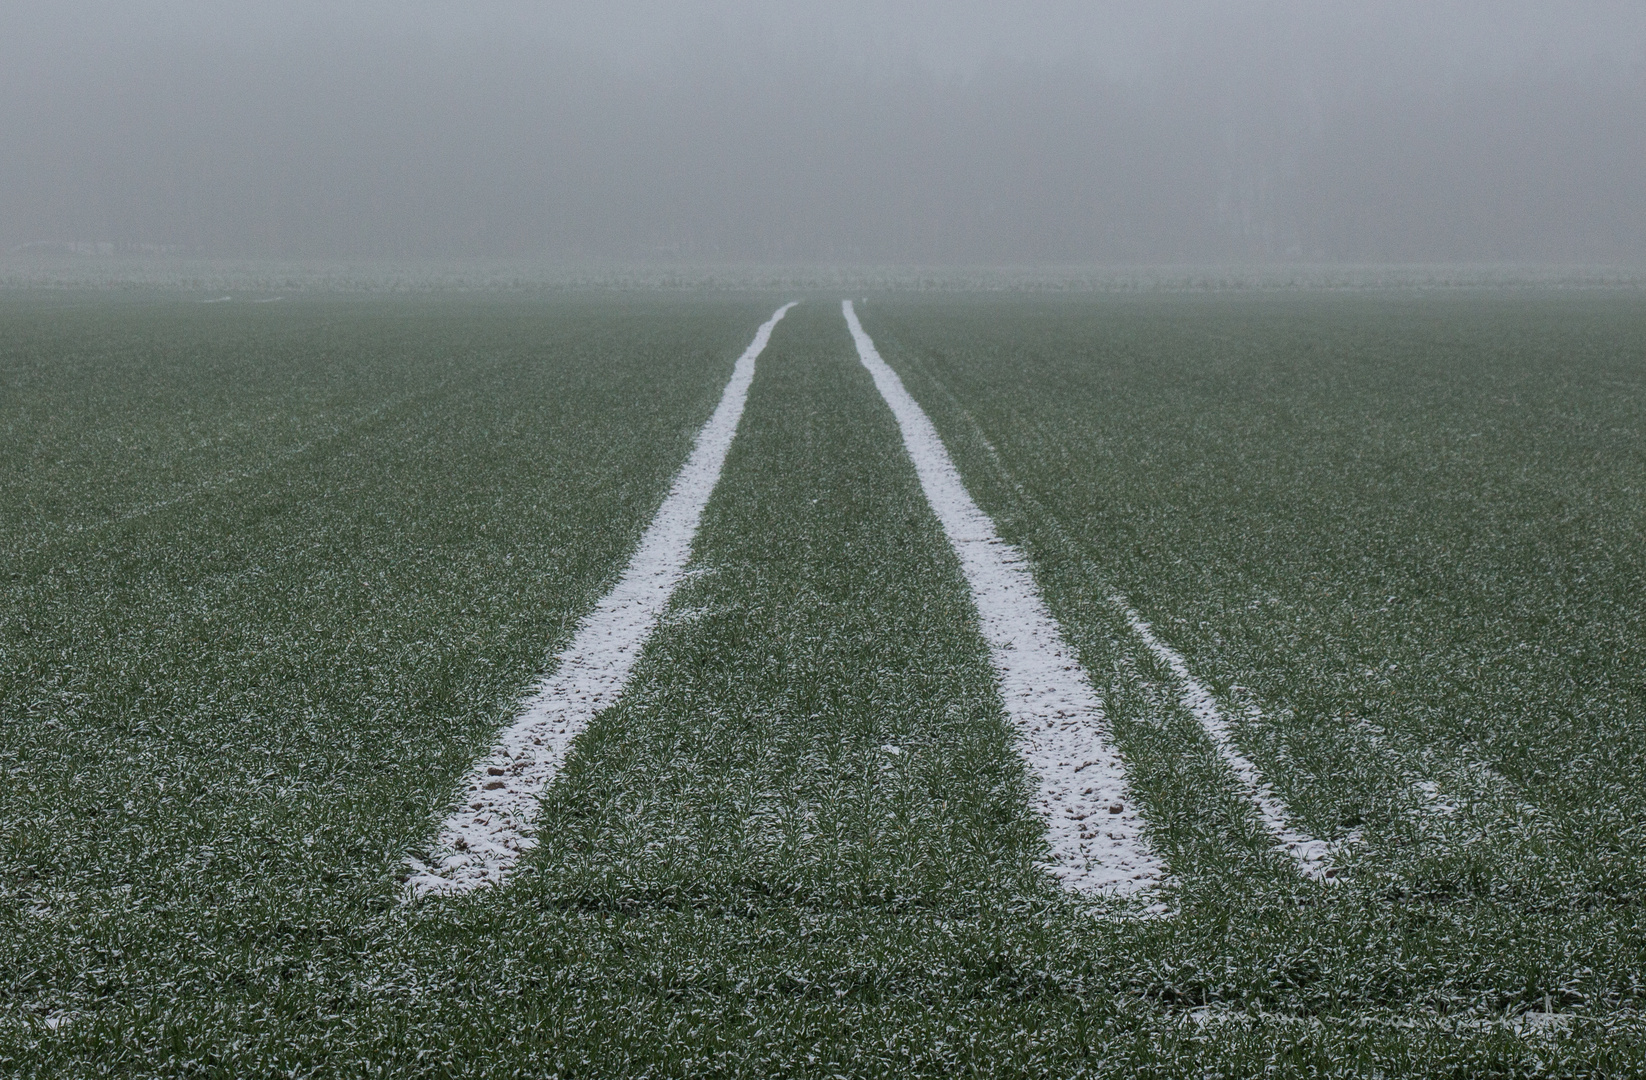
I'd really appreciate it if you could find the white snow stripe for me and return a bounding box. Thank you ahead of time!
[1117,603,1339,878]
[407,302,797,897]
[843,301,1164,895]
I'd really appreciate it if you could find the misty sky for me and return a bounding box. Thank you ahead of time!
[3,2,1644,264]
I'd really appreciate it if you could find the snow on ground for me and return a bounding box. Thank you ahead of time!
[844,300,1164,895]
[407,302,797,897]
[1118,604,1342,879]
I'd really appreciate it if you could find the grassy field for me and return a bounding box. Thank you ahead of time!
[3,290,1644,1075]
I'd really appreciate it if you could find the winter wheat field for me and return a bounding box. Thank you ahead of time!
[3,288,1645,1077]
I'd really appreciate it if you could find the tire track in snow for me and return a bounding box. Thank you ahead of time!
[844,301,1164,895]
[860,334,1423,880]
[407,302,797,897]
[1117,604,1342,879]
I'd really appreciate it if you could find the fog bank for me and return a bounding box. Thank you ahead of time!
[4,2,1643,264]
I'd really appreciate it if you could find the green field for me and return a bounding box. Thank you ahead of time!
[3,291,1644,1075]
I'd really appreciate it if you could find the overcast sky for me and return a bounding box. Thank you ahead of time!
[3,2,1643,264]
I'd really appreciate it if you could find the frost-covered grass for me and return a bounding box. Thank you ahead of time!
[861,291,1646,1067]
[3,292,1644,1075]
[0,292,779,1072]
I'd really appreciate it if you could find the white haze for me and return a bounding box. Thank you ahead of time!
[2,1,1643,264]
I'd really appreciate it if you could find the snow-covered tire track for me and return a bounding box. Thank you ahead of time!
[407,302,797,896]
[844,301,1164,895]
[1117,603,1342,879]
